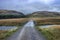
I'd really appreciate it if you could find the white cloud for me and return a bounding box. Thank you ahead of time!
[39,0,55,4]
[27,0,55,5]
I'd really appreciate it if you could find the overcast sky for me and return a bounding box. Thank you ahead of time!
[0,0,60,14]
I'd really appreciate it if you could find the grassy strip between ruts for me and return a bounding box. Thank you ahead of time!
[36,26,60,40]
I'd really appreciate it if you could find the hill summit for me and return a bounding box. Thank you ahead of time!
[0,10,25,19]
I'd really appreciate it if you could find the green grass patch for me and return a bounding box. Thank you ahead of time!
[36,26,60,40]
[0,27,18,40]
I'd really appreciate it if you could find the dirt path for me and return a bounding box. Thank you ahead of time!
[7,20,46,40]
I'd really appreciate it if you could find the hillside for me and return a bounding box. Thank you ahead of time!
[0,10,25,19]
[27,11,60,17]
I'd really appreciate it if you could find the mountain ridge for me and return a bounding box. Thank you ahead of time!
[27,11,60,17]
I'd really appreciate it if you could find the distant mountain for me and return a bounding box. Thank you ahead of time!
[27,11,60,17]
[0,10,25,19]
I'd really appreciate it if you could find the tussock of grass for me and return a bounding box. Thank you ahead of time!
[0,30,12,40]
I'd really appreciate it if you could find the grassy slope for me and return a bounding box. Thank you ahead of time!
[0,10,25,19]
[27,11,60,17]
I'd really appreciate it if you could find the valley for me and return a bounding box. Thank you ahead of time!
[0,10,60,40]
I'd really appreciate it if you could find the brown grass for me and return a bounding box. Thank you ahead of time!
[0,30,8,39]
[49,25,60,29]
[0,17,60,26]
[0,30,7,33]
[32,17,60,26]
[0,18,29,26]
